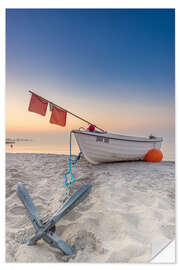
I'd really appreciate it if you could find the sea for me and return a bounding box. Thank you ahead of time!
[6,132,175,161]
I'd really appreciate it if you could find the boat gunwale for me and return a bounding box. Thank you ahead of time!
[72,130,163,143]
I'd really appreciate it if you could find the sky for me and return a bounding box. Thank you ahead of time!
[6,9,175,159]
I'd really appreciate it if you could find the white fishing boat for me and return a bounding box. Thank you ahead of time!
[72,130,163,164]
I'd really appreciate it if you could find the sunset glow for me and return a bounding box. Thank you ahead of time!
[6,9,175,160]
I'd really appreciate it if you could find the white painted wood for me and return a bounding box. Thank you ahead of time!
[72,130,163,164]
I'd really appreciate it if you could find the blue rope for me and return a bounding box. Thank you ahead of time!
[72,151,82,164]
[64,132,82,186]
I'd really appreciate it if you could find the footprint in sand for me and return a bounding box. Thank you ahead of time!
[69,230,101,253]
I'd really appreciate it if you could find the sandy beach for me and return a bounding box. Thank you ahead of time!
[6,153,175,263]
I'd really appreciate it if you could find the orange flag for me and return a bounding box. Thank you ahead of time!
[28,93,48,116]
[50,106,67,127]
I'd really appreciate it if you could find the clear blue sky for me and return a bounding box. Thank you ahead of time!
[6,9,174,97]
[6,9,175,159]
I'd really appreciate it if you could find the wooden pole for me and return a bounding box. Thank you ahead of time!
[29,90,106,132]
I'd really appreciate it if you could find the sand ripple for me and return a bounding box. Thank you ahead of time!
[6,153,175,262]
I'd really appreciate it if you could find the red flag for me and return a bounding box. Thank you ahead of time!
[28,93,48,116]
[50,106,67,127]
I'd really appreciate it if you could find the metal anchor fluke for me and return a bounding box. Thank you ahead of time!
[17,182,92,255]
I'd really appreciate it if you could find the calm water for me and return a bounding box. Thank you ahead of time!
[6,133,79,155]
[6,132,175,161]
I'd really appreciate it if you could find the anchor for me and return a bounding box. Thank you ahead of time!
[17,182,92,255]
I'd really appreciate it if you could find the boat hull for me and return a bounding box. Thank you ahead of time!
[73,130,163,164]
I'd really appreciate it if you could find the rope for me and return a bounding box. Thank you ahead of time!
[72,151,82,165]
[64,132,75,186]
[60,185,71,203]
[60,132,82,202]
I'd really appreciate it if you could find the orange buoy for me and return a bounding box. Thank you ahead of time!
[144,149,163,162]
